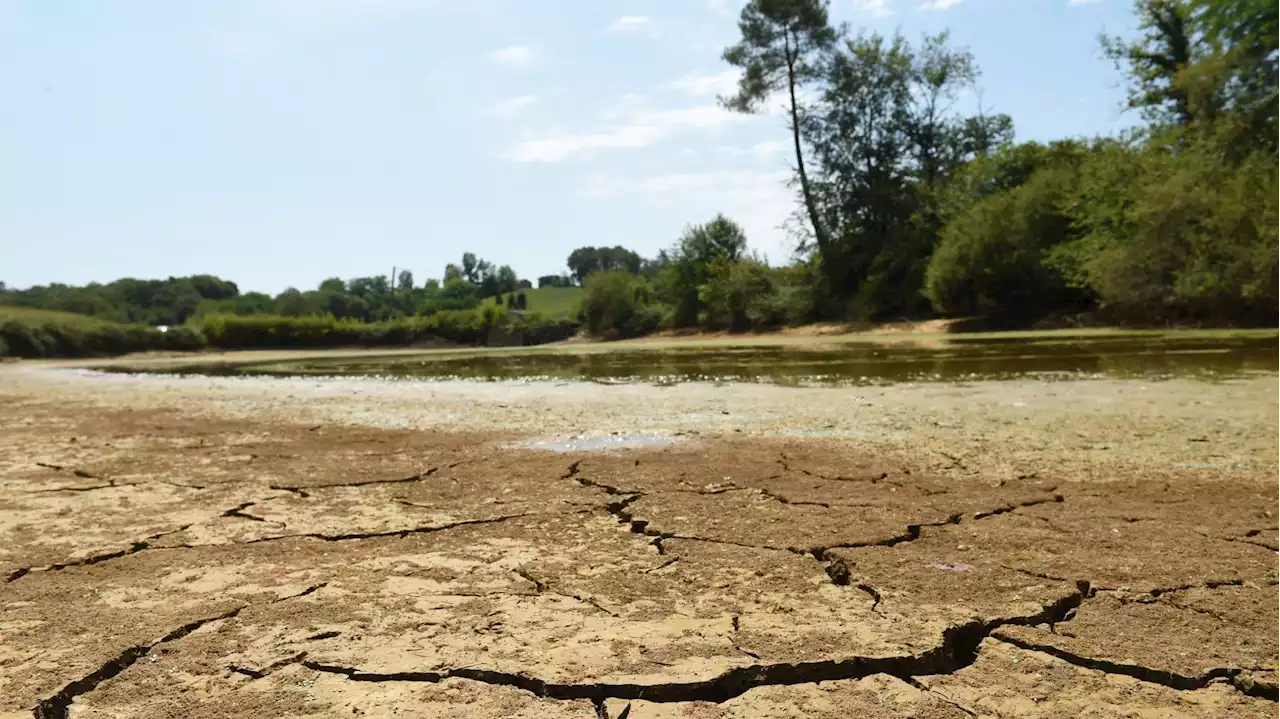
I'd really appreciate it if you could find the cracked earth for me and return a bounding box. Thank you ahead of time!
[0,360,1276,718]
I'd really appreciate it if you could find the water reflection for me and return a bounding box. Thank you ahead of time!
[107,333,1278,387]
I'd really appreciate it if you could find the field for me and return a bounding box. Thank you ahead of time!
[0,338,1276,718]
[481,285,583,318]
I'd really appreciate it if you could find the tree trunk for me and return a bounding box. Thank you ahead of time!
[784,34,833,271]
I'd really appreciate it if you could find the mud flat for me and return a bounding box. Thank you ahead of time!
[0,357,1275,718]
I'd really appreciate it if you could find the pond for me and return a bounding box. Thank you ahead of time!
[99,332,1278,387]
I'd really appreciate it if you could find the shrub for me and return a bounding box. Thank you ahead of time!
[0,308,196,358]
[926,163,1082,318]
[579,271,657,339]
[699,257,779,332]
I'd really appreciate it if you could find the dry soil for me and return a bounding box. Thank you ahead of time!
[0,358,1276,718]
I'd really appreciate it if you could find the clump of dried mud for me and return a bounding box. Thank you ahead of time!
[0,364,1275,718]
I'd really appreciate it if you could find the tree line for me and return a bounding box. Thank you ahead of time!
[3,0,1274,351]
[575,0,1275,337]
[0,250,544,327]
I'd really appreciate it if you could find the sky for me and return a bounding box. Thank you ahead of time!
[0,0,1140,295]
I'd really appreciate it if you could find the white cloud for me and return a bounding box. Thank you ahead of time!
[507,102,744,163]
[487,94,538,118]
[607,15,655,34]
[919,0,962,9]
[662,70,741,97]
[852,0,894,17]
[490,45,537,67]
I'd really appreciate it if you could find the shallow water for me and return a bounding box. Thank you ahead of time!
[106,332,1278,387]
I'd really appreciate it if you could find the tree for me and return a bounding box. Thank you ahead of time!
[444,264,462,282]
[658,215,751,327]
[397,270,414,292]
[275,288,310,317]
[567,247,601,285]
[801,31,1001,317]
[188,275,239,300]
[580,271,659,339]
[495,293,504,306]
[722,0,837,266]
[909,32,978,189]
[1188,0,1277,141]
[318,277,346,293]
[496,265,519,294]
[804,31,917,309]
[1103,0,1198,125]
[461,253,479,282]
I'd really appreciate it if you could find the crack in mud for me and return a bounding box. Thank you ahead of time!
[6,524,193,583]
[243,512,540,544]
[777,455,890,484]
[227,651,308,681]
[970,492,1063,519]
[271,465,444,493]
[220,502,276,524]
[756,488,832,509]
[991,633,1279,701]
[301,583,1089,703]
[33,605,246,719]
[25,482,136,494]
[277,582,327,601]
[902,677,979,717]
[515,568,618,616]
[269,484,310,498]
[35,462,99,479]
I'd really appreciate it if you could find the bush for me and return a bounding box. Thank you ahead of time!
[699,257,781,332]
[1050,128,1278,324]
[926,163,1082,318]
[0,308,200,358]
[193,309,578,350]
[579,271,658,339]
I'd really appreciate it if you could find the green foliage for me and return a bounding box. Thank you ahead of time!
[1102,0,1198,125]
[0,275,240,326]
[926,161,1084,317]
[196,309,577,350]
[0,307,204,358]
[579,271,661,340]
[655,215,750,327]
[566,246,644,285]
[699,256,784,331]
[537,274,573,288]
[1048,127,1277,322]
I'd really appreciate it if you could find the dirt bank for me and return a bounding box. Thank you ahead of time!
[0,364,1275,718]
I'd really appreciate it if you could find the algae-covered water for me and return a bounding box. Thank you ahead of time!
[102,332,1278,387]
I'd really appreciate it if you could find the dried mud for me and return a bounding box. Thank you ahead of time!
[0,362,1276,718]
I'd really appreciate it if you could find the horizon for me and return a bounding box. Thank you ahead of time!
[1,0,1139,295]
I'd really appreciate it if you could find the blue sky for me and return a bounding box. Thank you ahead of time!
[1,0,1138,294]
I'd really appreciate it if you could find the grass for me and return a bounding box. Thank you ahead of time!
[481,286,583,318]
